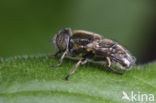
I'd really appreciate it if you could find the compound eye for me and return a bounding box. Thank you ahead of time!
[59,28,72,36]
[56,28,71,51]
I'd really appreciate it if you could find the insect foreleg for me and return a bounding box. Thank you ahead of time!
[50,50,67,68]
[65,58,86,80]
[53,50,61,57]
[106,57,123,75]
[49,50,61,58]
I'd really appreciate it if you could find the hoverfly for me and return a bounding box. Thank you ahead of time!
[51,28,136,80]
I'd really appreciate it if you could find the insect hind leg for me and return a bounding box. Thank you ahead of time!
[106,57,123,75]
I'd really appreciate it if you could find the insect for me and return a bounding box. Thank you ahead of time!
[50,28,136,80]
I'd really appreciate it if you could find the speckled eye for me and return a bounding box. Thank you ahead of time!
[52,35,59,51]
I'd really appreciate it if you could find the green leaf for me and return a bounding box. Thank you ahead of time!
[0,55,155,103]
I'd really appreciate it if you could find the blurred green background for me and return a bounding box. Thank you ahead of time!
[0,0,155,64]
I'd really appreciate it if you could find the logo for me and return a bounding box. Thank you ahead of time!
[122,91,154,102]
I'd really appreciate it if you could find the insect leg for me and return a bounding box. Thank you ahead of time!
[81,59,87,65]
[106,57,123,75]
[50,51,67,68]
[49,50,61,58]
[53,50,61,57]
[65,58,86,80]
